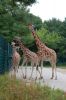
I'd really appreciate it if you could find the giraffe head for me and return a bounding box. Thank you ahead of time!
[11,42,15,47]
[11,41,20,51]
[13,36,21,45]
[28,23,35,31]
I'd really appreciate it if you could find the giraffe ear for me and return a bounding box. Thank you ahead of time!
[13,36,21,46]
[11,42,15,46]
[28,23,35,31]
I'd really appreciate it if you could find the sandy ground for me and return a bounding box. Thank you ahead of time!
[10,67,66,92]
[57,68,66,74]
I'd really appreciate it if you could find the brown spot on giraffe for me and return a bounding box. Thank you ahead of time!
[29,24,57,80]
[11,42,20,78]
[13,38,42,79]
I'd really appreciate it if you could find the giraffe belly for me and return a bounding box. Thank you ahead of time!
[41,56,51,62]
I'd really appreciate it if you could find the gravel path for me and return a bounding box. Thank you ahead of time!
[10,67,66,92]
[57,68,66,74]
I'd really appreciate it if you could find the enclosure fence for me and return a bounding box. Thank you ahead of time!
[0,36,12,74]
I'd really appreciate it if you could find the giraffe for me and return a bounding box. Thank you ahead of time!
[28,24,57,80]
[13,38,41,79]
[11,42,20,77]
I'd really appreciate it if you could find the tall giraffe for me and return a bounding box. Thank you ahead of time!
[13,38,41,79]
[28,24,57,79]
[11,42,20,77]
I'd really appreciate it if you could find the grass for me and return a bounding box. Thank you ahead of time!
[0,74,66,100]
[40,62,66,68]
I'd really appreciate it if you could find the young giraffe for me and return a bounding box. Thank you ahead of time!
[13,38,41,79]
[11,42,20,77]
[28,24,57,80]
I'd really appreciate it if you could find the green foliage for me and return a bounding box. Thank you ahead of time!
[25,13,42,29]
[37,28,63,49]
[12,0,36,6]
[0,0,41,42]
[43,18,62,34]
[0,74,66,100]
[43,18,66,63]
[0,0,39,41]
[0,0,66,64]
[36,28,66,63]
[43,18,66,37]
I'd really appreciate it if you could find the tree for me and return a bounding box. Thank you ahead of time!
[36,28,65,63]
[43,18,62,34]
[11,0,36,6]
[0,0,38,42]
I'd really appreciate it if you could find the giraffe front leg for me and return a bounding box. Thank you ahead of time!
[38,69,43,79]
[36,64,43,80]
[13,66,16,78]
[24,62,27,79]
[50,61,54,79]
[29,67,34,80]
[51,66,54,79]
[54,65,57,80]
[22,59,27,79]
[40,60,43,79]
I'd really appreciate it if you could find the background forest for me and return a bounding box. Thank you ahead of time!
[0,0,66,65]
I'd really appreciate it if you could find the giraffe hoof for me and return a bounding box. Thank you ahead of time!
[39,76,43,79]
[50,77,53,79]
[41,76,43,79]
[35,77,37,80]
[23,75,26,79]
[55,77,57,80]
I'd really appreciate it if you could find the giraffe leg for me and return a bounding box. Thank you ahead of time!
[51,70,54,79]
[50,62,54,79]
[22,58,27,79]
[40,60,43,79]
[54,65,57,80]
[13,66,16,78]
[35,67,38,80]
[16,62,19,73]
[29,67,34,80]
[51,62,57,80]
[24,62,27,79]
[36,60,43,79]
[36,65,43,79]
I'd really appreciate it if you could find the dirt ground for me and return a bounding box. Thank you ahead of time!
[10,67,66,91]
[57,68,66,74]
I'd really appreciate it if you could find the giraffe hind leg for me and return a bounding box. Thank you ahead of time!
[51,63,57,80]
[36,65,43,79]
[54,65,57,80]
[50,62,54,79]
[29,66,34,80]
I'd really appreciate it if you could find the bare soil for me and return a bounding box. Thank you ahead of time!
[57,68,66,74]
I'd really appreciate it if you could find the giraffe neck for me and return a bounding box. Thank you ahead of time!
[12,46,16,53]
[31,29,45,50]
[18,41,28,54]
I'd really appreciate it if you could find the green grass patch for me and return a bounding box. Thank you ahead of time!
[57,63,66,68]
[0,74,66,100]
